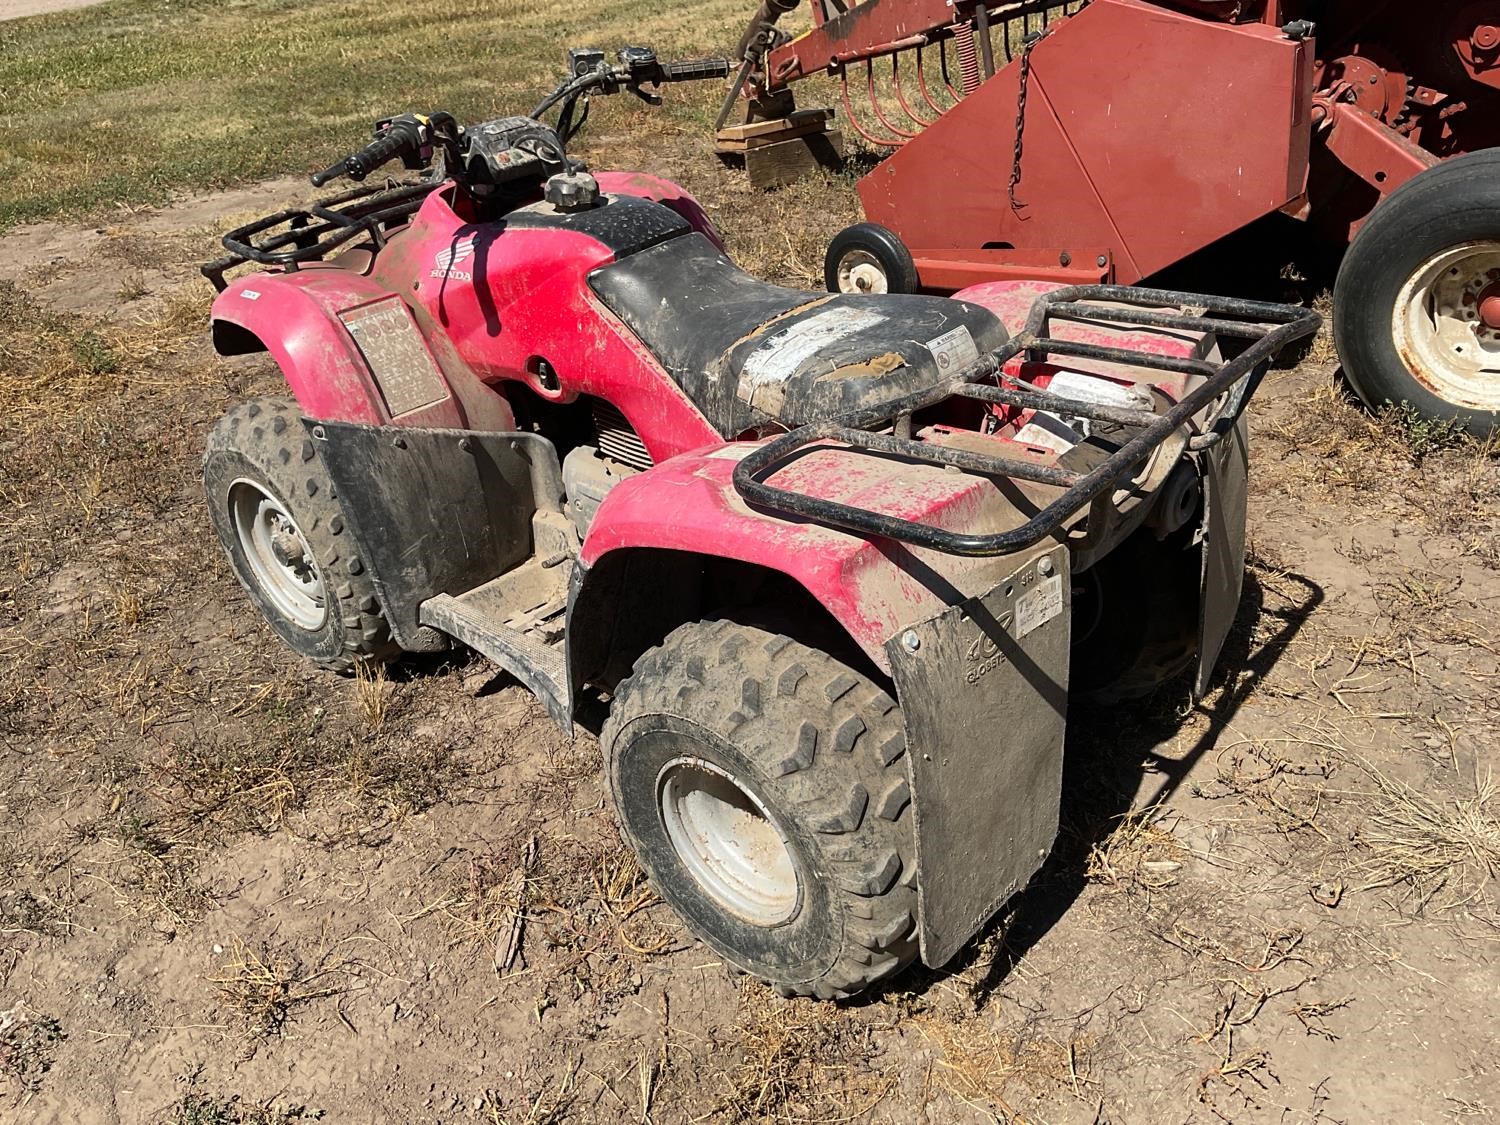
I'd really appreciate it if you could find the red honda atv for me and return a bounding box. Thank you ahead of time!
[202,46,1318,999]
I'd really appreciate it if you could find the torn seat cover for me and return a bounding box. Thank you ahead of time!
[590,233,1008,435]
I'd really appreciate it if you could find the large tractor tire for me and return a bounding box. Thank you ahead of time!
[203,396,398,674]
[602,619,918,999]
[1335,149,1500,438]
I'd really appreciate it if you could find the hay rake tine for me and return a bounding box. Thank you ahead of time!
[865,57,921,140]
[915,45,950,117]
[891,50,935,129]
[938,38,963,100]
[839,66,905,148]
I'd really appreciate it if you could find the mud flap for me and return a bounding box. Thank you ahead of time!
[1195,415,1250,697]
[307,422,552,647]
[886,544,1070,969]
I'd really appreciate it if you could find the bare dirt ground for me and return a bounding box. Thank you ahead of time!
[2,128,1499,1125]
[0,0,105,22]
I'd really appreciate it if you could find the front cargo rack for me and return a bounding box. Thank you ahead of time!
[201,177,438,292]
[732,285,1321,558]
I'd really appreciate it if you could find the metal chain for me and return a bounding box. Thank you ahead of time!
[1008,24,1052,213]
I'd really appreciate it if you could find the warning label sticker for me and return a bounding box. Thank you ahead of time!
[1016,574,1065,639]
[924,324,979,375]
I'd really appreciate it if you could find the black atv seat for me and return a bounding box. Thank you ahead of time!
[590,232,1009,437]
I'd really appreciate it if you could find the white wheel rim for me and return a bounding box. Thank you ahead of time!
[1392,241,1500,409]
[229,479,327,630]
[836,250,889,295]
[657,758,799,926]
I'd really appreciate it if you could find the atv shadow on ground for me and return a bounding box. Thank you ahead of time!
[864,564,1326,1008]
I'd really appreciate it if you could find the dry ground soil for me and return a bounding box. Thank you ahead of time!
[2,116,1499,1125]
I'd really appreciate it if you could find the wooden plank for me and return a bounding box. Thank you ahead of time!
[716,107,831,142]
[714,116,833,154]
[744,131,845,189]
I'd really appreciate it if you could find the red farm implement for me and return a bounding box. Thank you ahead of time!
[725,0,1500,435]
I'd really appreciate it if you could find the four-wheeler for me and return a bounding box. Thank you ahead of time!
[200,45,1318,999]
[726,0,1500,436]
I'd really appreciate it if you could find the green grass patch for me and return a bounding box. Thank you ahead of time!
[0,0,751,227]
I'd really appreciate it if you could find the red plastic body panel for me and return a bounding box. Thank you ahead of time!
[856,0,1312,287]
[582,281,1207,667]
[581,445,1020,671]
[211,267,490,428]
[210,175,726,461]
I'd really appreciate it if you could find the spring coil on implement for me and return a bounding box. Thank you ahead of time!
[951,21,983,95]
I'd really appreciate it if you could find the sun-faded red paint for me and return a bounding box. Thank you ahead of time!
[212,267,400,425]
[763,0,1500,292]
[580,443,1043,669]
[209,175,727,460]
[212,172,1210,668]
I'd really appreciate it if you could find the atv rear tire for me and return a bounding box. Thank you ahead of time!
[602,619,918,999]
[203,396,398,674]
[1335,149,1500,438]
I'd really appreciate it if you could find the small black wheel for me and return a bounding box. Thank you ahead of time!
[602,619,918,1000]
[203,396,398,673]
[825,222,919,295]
[1334,149,1500,438]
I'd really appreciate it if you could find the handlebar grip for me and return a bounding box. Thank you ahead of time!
[310,120,422,187]
[659,57,731,82]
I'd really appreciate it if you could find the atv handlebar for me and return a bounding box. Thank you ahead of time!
[311,115,427,187]
[530,49,730,118]
[308,48,728,188]
[658,56,733,82]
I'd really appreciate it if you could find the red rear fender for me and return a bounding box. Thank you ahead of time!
[579,444,1024,671]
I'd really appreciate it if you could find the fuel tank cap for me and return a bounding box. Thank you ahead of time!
[545,171,602,213]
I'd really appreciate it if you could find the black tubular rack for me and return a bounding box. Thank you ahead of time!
[731,285,1322,558]
[201,178,437,292]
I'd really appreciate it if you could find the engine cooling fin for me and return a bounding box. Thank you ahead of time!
[591,399,653,471]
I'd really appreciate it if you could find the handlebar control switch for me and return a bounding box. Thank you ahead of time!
[545,171,602,213]
[618,45,660,83]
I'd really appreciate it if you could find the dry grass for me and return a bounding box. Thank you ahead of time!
[709,986,893,1122]
[915,1012,1092,1118]
[208,936,350,1038]
[1259,373,1500,560]
[1351,760,1500,918]
[353,659,393,730]
[1085,806,1186,892]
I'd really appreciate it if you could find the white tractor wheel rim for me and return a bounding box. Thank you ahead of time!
[1392,241,1500,409]
[657,757,799,926]
[229,479,327,631]
[837,250,889,295]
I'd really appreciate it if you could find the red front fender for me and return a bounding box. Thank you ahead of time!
[210,267,510,430]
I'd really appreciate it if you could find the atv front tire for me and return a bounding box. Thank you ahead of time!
[603,620,918,999]
[203,396,397,673]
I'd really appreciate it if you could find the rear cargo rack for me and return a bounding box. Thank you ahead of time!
[200,177,438,292]
[732,285,1320,558]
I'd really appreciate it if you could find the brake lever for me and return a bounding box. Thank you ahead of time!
[627,83,664,106]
